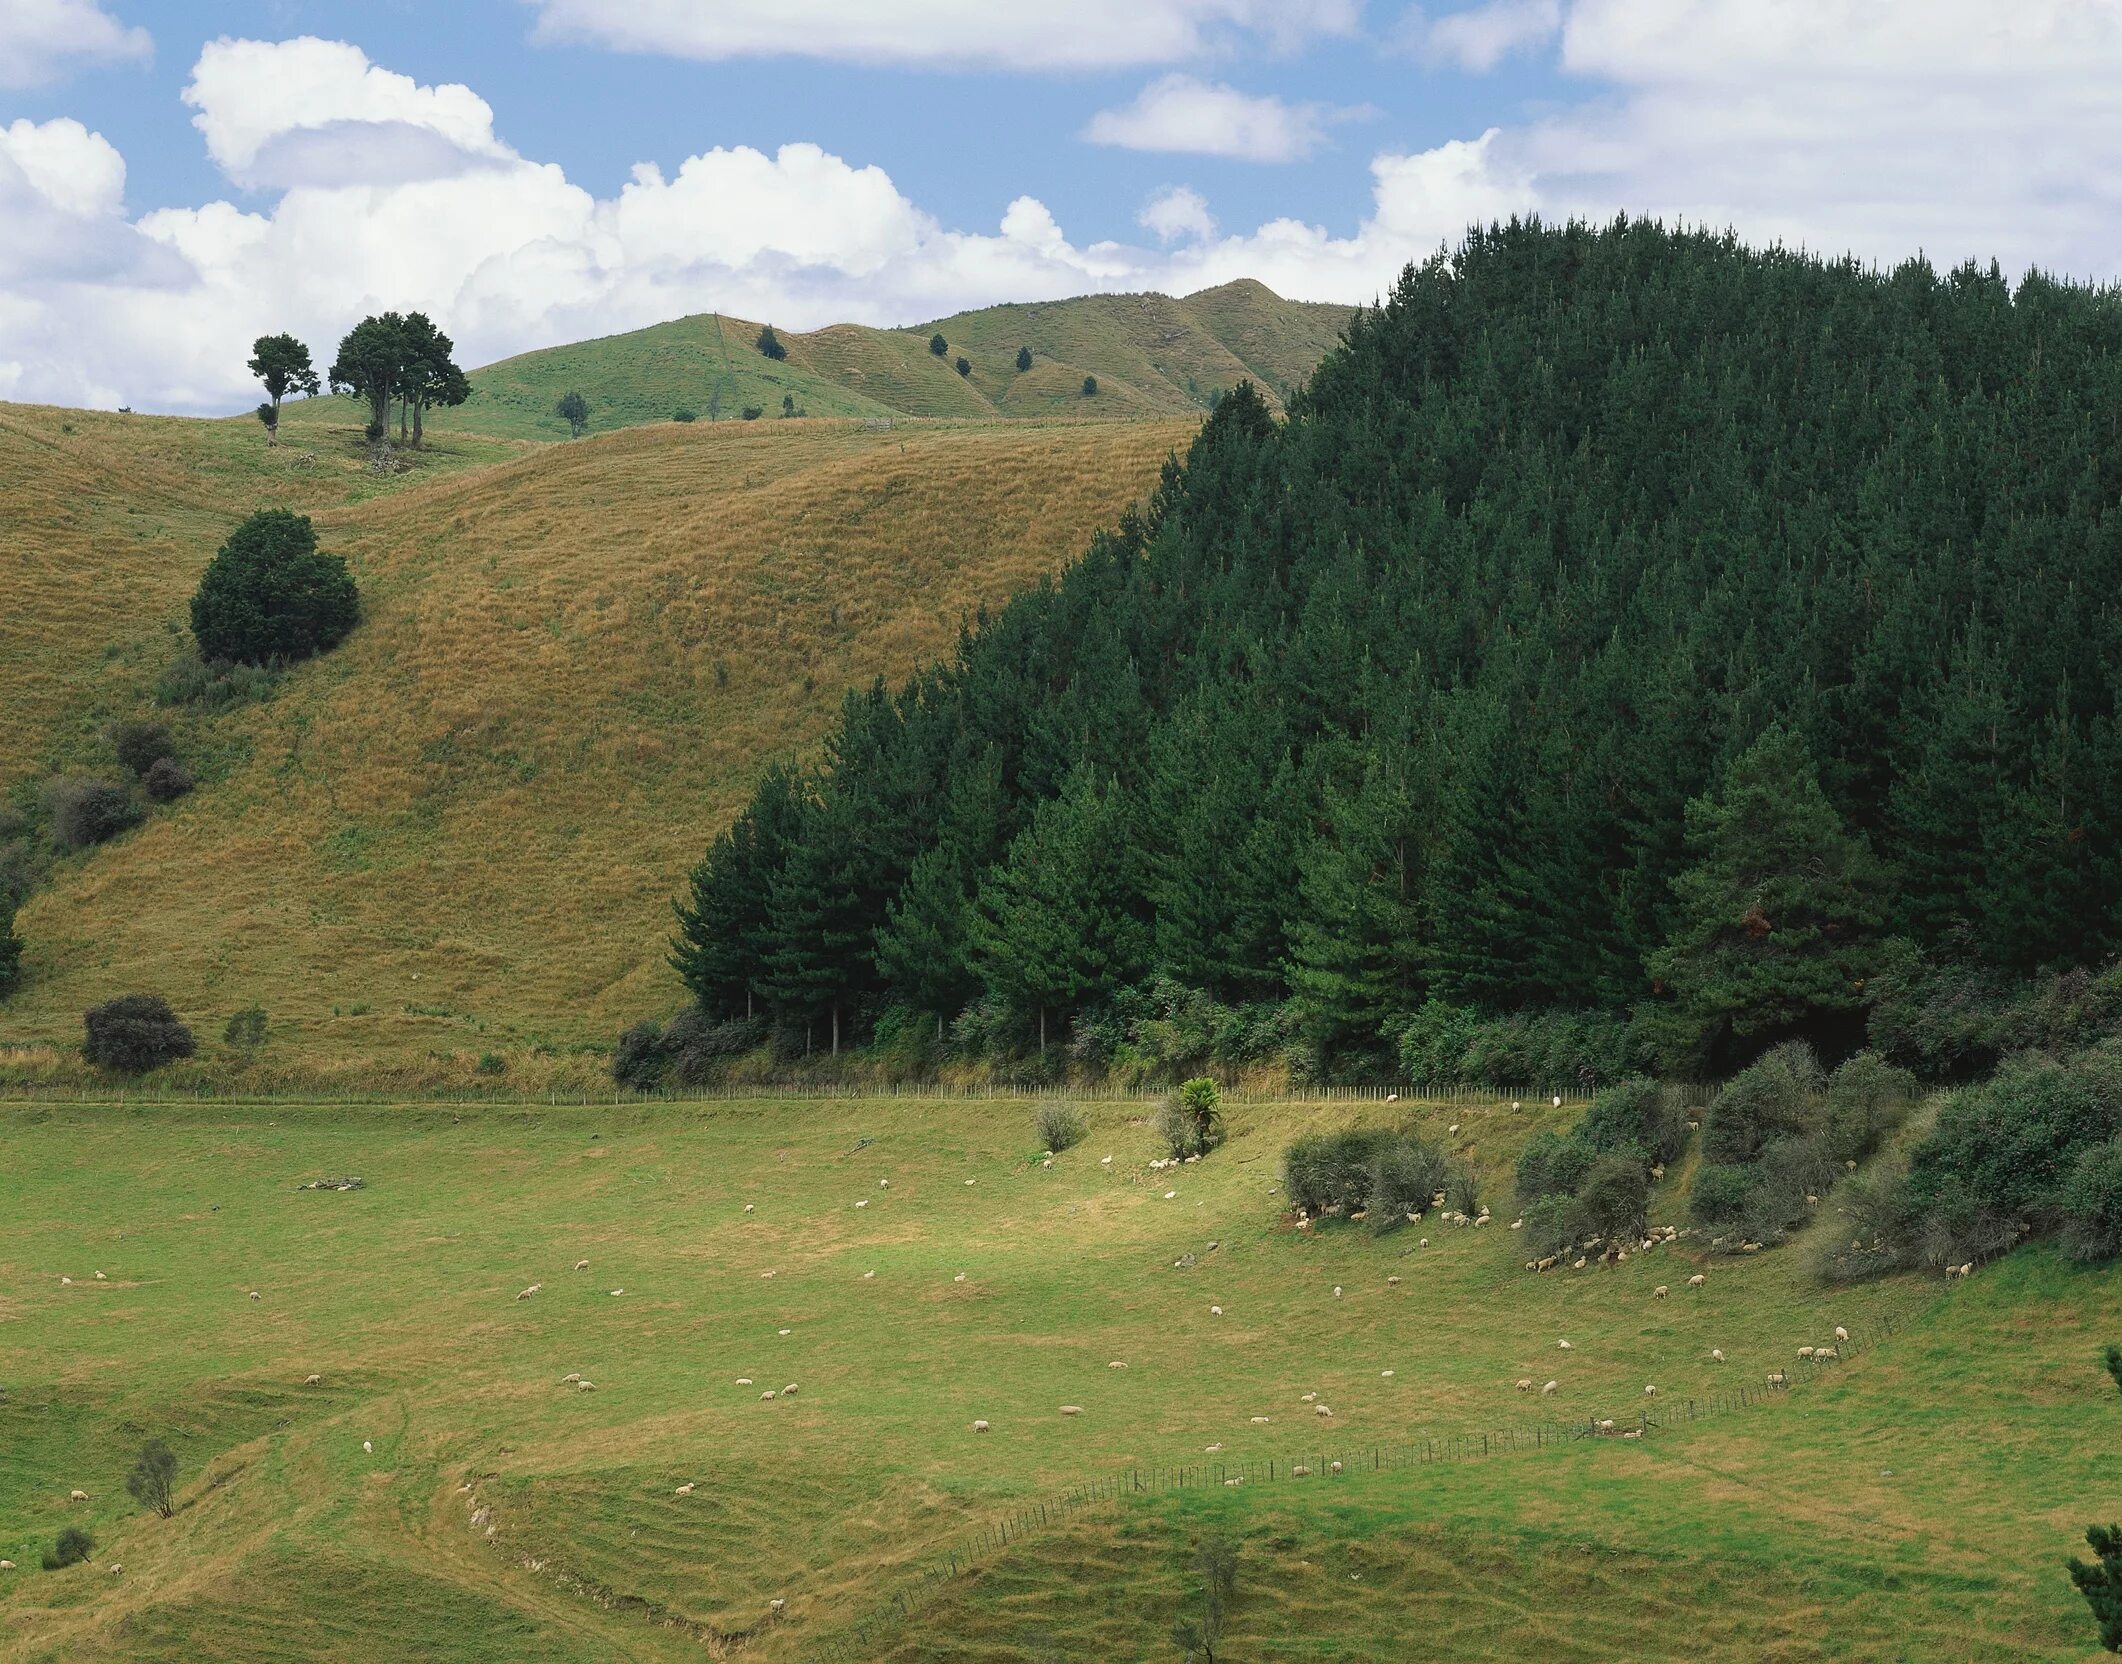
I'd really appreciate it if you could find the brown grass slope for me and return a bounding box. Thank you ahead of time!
[1,412,1191,1068]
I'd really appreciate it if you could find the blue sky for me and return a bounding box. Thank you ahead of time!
[3,1,2119,413]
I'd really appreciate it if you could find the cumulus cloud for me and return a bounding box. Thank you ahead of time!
[1084,75,1339,163]
[1140,185,1217,244]
[522,0,1361,69]
[1416,0,1560,71]
[0,0,149,89]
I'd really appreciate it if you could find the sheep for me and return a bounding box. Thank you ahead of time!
[880,1178,890,1188]
[574,1259,589,1271]
[1205,1443,1223,1453]
[1710,1349,1725,1363]
[744,1203,754,1213]
[1224,1477,1242,1487]
[1165,1191,1178,1200]
[0,1561,14,1570]
[1381,1369,1396,1378]
[760,1270,776,1279]
[1293,1464,1312,1477]
[1542,1380,1559,1396]
[954,1273,967,1283]
[762,1391,777,1401]
[1516,1379,1534,1392]
[675,1482,696,1496]
[578,1380,597,1391]
[782,1383,799,1396]
[60,1276,71,1285]
[1250,1415,1271,1424]
[1301,1391,1318,1403]
[304,1373,322,1386]
[1473,1215,1491,1228]
[1797,1346,1815,1359]
[362,1442,373,1454]
[563,1372,583,1384]
[1109,1360,1128,1369]
[1100,1155,1113,1165]
[95,1271,106,1280]
[69,1489,89,1502]
[1510,1219,1524,1230]
[1687,1273,1706,1287]
[1643,1384,1659,1397]
[1835,1325,1850,1342]
[609,1288,625,1297]
[1059,1406,1083,1417]
[1314,1404,1334,1417]
[735,1377,753,1386]
[1572,1256,1588,1270]
[516,1284,542,1301]
[972,1419,989,1432]
[1210,1305,1223,1316]
[770,1599,786,1613]
[1448,1123,1460,1135]
[863,1270,876,1279]
[1766,1370,1788,1387]
[1386,1093,1399,1103]
[1558,1339,1573,1350]
[856,1199,869,1209]
[1816,1345,1839,1360]
[1387,1274,1402,1286]
[1329,1460,1344,1474]
[1653,1286,1669,1299]
[248,1290,262,1301]
[1333,1285,1343,1298]
[965,1179,977,1187]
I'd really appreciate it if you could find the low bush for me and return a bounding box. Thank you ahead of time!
[143,757,194,803]
[0,904,21,998]
[1702,1041,1823,1164]
[1818,1051,1918,1165]
[1689,1162,1759,1225]
[190,509,358,666]
[1907,1047,2122,1225]
[154,649,277,710]
[672,408,697,423]
[1034,1099,1087,1154]
[222,1005,267,1049]
[108,719,176,777]
[43,1526,93,1570]
[612,1021,667,1091]
[83,994,196,1073]
[1282,1128,1388,1215]
[1514,1129,1595,1205]
[1868,945,2122,1078]
[611,1008,769,1090]
[1393,1000,1635,1093]
[1573,1152,1652,1242]
[1575,1075,1690,1164]
[46,777,141,851]
[2059,1137,2122,1265]
[1367,1133,1451,1234]
[475,1051,507,1077]
[1284,1125,1471,1226]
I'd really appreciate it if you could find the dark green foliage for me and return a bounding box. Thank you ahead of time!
[1367,1132,1451,1234]
[1282,1128,1388,1215]
[740,406,763,421]
[928,333,947,357]
[556,391,590,437]
[189,510,358,667]
[46,777,140,851]
[2105,1345,2121,1394]
[223,1005,267,1049]
[475,1051,507,1076]
[1515,1130,1596,1205]
[671,222,2122,1075]
[248,333,318,444]
[1868,952,2122,1078]
[1689,1163,1760,1225]
[1080,375,1098,396]
[43,1526,93,1569]
[1576,1076,1690,1165]
[1574,1152,1653,1242]
[1016,346,1033,372]
[758,325,787,361]
[1818,1051,1918,1165]
[143,757,193,803]
[1177,1077,1223,1151]
[2070,1524,2122,1653]
[673,408,697,422]
[0,904,21,999]
[1283,1125,1465,1223]
[612,1021,667,1091]
[955,356,971,378]
[83,994,195,1073]
[2059,1138,2122,1264]
[108,720,175,777]
[154,650,276,710]
[615,1006,770,1089]
[1034,1099,1087,1153]
[1702,1042,1823,1164]
[126,1437,178,1518]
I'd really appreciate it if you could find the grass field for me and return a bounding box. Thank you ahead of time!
[2,406,1192,1074]
[1,1090,2114,1661]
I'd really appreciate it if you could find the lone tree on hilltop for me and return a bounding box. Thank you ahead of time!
[399,312,468,445]
[190,509,358,665]
[330,312,411,442]
[2072,1524,2122,1652]
[1016,345,1032,372]
[1081,375,1098,396]
[756,324,787,361]
[83,994,195,1073]
[557,390,590,438]
[125,1437,179,1519]
[248,334,318,447]
[928,332,947,356]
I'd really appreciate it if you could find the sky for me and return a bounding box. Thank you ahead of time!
[2,0,2120,414]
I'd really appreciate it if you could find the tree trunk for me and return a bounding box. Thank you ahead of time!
[1039,1006,1047,1054]
[831,1004,840,1056]
[267,395,280,446]
[412,399,424,447]
[398,395,409,442]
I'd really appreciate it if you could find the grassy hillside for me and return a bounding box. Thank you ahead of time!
[435,280,1351,441]
[1,404,1193,1071]
[1,1090,2114,1661]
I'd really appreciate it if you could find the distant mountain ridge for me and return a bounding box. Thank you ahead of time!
[421,279,1352,442]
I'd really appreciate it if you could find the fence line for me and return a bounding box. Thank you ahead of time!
[783,1308,1906,1662]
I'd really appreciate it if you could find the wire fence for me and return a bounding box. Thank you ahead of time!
[785,1308,1908,1662]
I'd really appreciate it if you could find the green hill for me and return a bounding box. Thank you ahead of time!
[367,280,1352,443]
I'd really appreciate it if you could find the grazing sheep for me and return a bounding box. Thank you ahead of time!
[1381,1369,1396,1378]
[1710,1349,1725,1363]
[760,1270,776,1279]
[1314,1405,1334,1417]
[1301,1391,1318,1402]
[61,1277,71,1286]
[1060,1406,1083,1416]
[95,1271,106,1280]
[1816,1345,1838,1360]
[762,1391,777,1401]
[563,1372,582,1384]
[1224,1477,1242,1487]
[770,1599,786,1613]
[578,1380,596,1391]
[69,1489,89,1502]
[1448,1123,1459,1135]
[856,1199,869,1208]
[1330,1460,1344,1474]
[1558,1339,1573,1350]
[1250,1416,1271,1424]
[1654,1286,1669,1299]
[1542,1380,1559,1396]
[744,1204,754,1213]
[736,1377,752,1386]
[362,1442,373,1454]
[1205,1444,1223,1453]
[1386,1093,1399,1103]
[972,1419,989,1432]
[1767,1371,1788,1387]
[1510,1219,1524,1230]
[965,1179,977,1187]
[1387,1274,1401,1286]
[1572,1256,1588,1270]
[1688,1273,1706,1287]
[248,1290,261,1301]
[1293,1464,1312,1477]
[1164,1191,1177,1200]
[1333,1286,1343,1298]
[675,1482,695,1496]
[1516,1379,1533,1392]
[1644,1384,1659,1397]
[1798,1346,1815,1359]
[1100,1155,1112,1165]
[609,1288,625,1297]
[304,1373,322,1386]
[863,1270,875,1279]
[574,1260,589,1271]
[954,1273,967,1283]
[516,1284,541,1301]
[783,1384,799,1396]
[1210,1305,1223,1316]
[0,1561,14,1570]
[1835,1326,1850,1342]
[1109,1361,1127,1369]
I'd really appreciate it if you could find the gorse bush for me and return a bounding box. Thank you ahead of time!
[2059,1138,2122,1264]
[46,777,141,852]
[0,904,22,999]
[43,1526,93,1570]
[82,994,195,1073]
[1034,1099,1088,1154]
[610,1008,769,1090]
[1575,1074,1691,1165]
[1868,949,2122,1078]
[1513,1075,1682,1246]
[1702,1042,1823,1164]
[190,510,358,666]
[143,757,194,803]
[1283,1126,1469,1227]
[154,649,277,710]
[223,1005,267,1048]
[1367,1131,1451,1234]
[108,720,175,778]
[1514,1129,1595,1207]
[1282,1127,1387,1215]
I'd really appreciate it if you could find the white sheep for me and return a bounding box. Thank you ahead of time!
[0,1560,14,1570]
[1558,1339,1573,1350]
[95,1271,106,1280]
[1653,1286,1669,1299]
[1643,1384,1659,1397]
[1059,1406,1083,1416]
[60,1276,71,1286]
[362,1442,373,1454]
[1301,1391,1317,1403]
[1381,1369,1395,1378]
[783,1383,799,1396]
[248,1290,261,1301]
[1329,1460,1344,1474]
[1767,1370,1788,1387]
[744,1203,754,1213]
[856,1199,869,1208]
[1387,1274,1402,1286]
[1542,1380,1559,1396]
[304,1373,321,1386]
[1333,1286,1343,1298]
[1798,1346,1815,1359]
[1210,1304,1223,1316]
[1816,1345,1838,1360]
[1835,1326,1849,1342]
[1109,1360,1128,1369]
[563,1372,583,1384]
[972,1419,989,1432]
[762,1391,777,1400]
[736,1377,753,1386]
[760,1270,776,1279]
[1688,1273,1706,1287]
[1250,1415,1270,1424]
[674,1482,695,1496]
[574,1259,590,1271]
[1315,1404,1334,1417]
[609,1288,625,1297]
[954,1273,967,1283]
[69,1489,89,1502]
[516,1284,541,1301]
[1516,1378,1533,1392]
[1710,1349,1725,1363]
[863,1270,876,1279]
[1205,1443,1223,1453]
[578,1380,597,1391]
[1293,1464,1313,1477]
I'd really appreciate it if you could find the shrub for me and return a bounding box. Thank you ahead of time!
[663,1006,768,1086]
[612,1021,668,1091]
[741,406,763,421]
[1281,1128,1385,1215]
[1576,1075,1690,1164]
[928,332,947,356]
[108,720,175,778]
[757,325,787,360]
[1690,1162,1759,1225]
[154,649,276,710]
[475,1051,507,1076]
[83,994,195,1072]
[1367,1132,1451,1233]
[125,1437,178,1518]
[673,408,697,422]
[1394,1000,1635,1092]
[1015,346,1032,372]
[1153,1095,1198,1161]
[0,834,39,907]
[143,757,194,803]
[1812,1158,1928,1282]
[0,904,21,998]
[1081,376,1098,396]
[43,1526,93,1569]
[190,510,358,666]
[2060,1137,2122,1264]
[955,356,971,378]
[2106,1344,2121,1395]
[46,777,141,851]
[556,391,590,437]
[1519,1193,1581,1256]
[1818,1050,1917,1164]
[1034,1099,1087,1154]
[1702,1041,1822,1164]
[1906,1047,2122,1226]
[223,1005,267,1049]
[1574,1152,1652,1241]
[1177,1077,1224,1152]
[2067,1523,2122,1653]
[1515,1129,1595,1203]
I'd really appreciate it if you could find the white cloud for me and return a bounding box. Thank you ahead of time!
[1085,74,1336,163]
[0,0,149,89]
[1418,0,1560,71]
[1140,185,1217,243]
[522,0,1361,69]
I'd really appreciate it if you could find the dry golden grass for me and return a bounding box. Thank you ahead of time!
[2,411,1192,1069]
